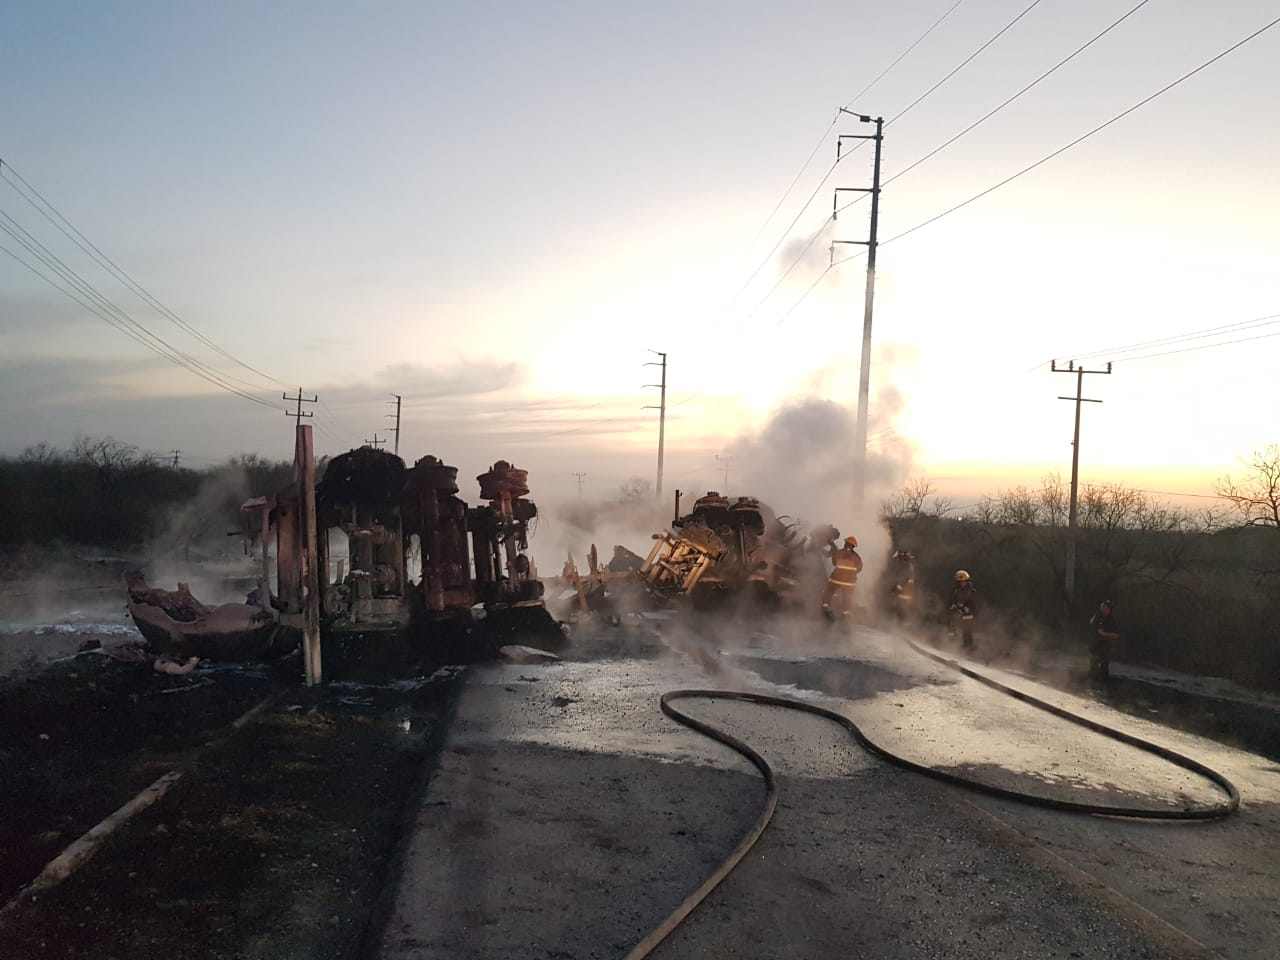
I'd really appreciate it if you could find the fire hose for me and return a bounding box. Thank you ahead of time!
[623,633,1240,960]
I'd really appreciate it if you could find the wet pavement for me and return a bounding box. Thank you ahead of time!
[382,615,1280,958]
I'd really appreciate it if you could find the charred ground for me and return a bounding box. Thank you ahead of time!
[0,647,461,960]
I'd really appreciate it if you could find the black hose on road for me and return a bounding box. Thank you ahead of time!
[624,632,1240,960]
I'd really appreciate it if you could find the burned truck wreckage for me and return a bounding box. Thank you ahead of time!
[126,447,559,666]
[560,490,837,616]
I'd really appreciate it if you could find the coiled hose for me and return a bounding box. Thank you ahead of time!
[623,632,1240,960]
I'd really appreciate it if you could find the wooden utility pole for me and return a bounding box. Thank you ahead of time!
[1053,360,1112,616]
[363,434,387,449]
[643,351,667,499]
[283,387,317,424]
[573,472,587,496]
[294,424,322,686]
[832,110,883,515]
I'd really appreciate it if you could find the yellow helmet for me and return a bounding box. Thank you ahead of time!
[954,569,970,582]
[844,535,858,548]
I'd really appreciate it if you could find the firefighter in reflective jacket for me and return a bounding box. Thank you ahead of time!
[948,569,977,651]
[822,536,863,620]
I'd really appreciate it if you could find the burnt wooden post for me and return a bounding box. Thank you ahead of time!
[295,424,322,686]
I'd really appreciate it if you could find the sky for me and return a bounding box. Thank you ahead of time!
[2,0,1278,528]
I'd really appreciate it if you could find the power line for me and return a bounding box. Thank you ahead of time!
[0,159,289,390]
[680,12,1277,417]
[0,210,269,397]
[881,13,1280,248]
[888,0,1047,127]
[841,1,967,112]
[883,0,1155,189]
[1066,312,1280,363]
[720,3,1058,341]
[0,236,280,409]
[1115,327,1280,363]
[704,1,970,334]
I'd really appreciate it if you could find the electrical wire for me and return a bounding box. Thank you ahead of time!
[0,208,272,399]
[774,0,1156,307]
[704,0,971,336]
[842,0,967,112]
[889,0,1047,127]
[0,159,289,391]
[884,0,1155,189]
[1114,327,1280,363]
[719,0,1055,342]
[0,236,280,409]
[881,14,1280,248]
[1064,312,1280,363]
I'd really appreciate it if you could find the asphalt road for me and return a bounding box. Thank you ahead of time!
[379,616,1280,959]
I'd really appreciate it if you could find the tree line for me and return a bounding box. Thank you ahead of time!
[880,446,1280,691]
[0,439,294,554]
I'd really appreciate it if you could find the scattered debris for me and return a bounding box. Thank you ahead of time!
[125,572,289,662]
[499,645,561,664]
[153,656,200,676]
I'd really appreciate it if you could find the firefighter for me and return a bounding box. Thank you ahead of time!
[1088,600,1121,683]
[888,549,916,622]
[947,569,977,651]
[821,535,863,621]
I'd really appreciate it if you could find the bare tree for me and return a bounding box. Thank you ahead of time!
[20,442,62,465]
[1215,444,1280,530]
[880,477,951,520]
[617,476,653,503]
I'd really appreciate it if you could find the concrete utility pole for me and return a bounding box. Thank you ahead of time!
[1052,360,1112,616]
[643,350,667,499]
[831,110,883,514]
[363,434,387,449]
[387,394,402,456]
[716,454,733,491]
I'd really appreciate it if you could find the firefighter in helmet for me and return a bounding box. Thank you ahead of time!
[888,549,917,622]
[822,535,863,621]
[948,569,977,651]
[1088,600,1121,683]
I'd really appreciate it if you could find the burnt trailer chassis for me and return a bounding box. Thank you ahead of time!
[127,447,559,666]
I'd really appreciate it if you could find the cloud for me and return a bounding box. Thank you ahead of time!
[318,359,526,408]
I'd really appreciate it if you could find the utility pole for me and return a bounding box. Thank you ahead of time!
[1052,360,1112,617]
[643,350,667,499]
[716,454,733,491]
[283,387,318,425]
[387,394,402,457]
[831,110,883,515]
[363,433,387,449]
[170,449,181,469]
[573,472,587,497]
